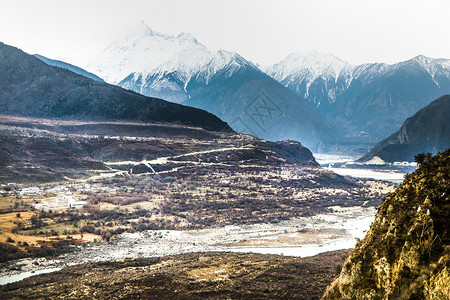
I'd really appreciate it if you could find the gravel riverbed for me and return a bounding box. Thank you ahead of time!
[0,206,376,283]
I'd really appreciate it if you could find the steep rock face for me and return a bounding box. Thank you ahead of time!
[358,95,450,162]
[323,150,450,299]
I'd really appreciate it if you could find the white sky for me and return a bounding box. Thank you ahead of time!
[0,0,449,66]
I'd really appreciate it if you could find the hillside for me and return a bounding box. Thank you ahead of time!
[323,150,450,299]
[185,50,340,151]
[0,114,318,185]
[0,42,232,132]
[0,251,350,299]
[34,54,105,82]
[359,95,450,162]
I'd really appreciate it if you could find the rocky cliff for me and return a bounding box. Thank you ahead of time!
[323,150,450,299]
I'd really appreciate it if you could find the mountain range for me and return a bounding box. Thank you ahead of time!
[0,42,231,132]
[73,22,342,151]
[184,50,340,150]
[358,95,450,162]
[34,54,105,82]
[70,22,450,154]
[267,51,450,140]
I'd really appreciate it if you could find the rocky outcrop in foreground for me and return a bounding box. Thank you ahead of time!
[323,150,450,299]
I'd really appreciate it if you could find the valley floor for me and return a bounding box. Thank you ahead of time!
[0,115,399,296]
[0,205,375,282]
[0,250,350,299]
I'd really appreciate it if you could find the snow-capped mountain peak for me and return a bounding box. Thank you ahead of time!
[136,20,155,36]
[176,32,198,43]
[194,49,258,84]
[212,49,255,70]
[407,54,450,80]
[267,51,450,113]
[268,52,450,90]
[85,21,213,84]
[267,51,353,84]
[266,51,355,104]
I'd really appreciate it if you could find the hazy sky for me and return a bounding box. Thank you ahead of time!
[0,0,449,66]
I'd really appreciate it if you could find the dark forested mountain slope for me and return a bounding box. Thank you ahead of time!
[359,95,450,162]
[34,54,105,82]
[0,42,232,132]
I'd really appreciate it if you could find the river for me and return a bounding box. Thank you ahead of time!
[0,268,61,285]
[1,153,400,285]
[0,206,377,285]
[315,153,411,184]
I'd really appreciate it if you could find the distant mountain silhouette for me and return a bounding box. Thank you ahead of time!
[34,54,105,82]
[358,95,450,162]
[0,42,232,132]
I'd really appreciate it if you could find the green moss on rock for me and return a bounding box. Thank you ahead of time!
[323,150,450,299]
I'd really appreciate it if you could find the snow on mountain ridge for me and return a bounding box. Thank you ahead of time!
[194,49,259,84]
[84,21,450,107]
[269,52,450,84]
[85,21,213,84]
[267,51,354,83]
[409,55,450,80]
[92,22,265,103]
[268,52,450,104]
[266,51,355,101]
